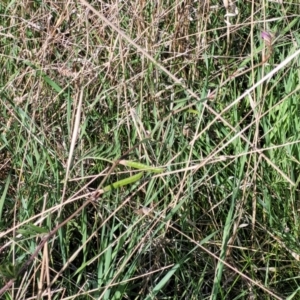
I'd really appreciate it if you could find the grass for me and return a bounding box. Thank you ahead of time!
[1,0,300,299]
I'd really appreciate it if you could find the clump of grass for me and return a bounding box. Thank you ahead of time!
[1,0,300,299]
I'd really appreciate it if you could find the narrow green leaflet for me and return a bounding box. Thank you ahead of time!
[17,224,49,237]
[119,160,164,173]
[103,172,144,192]
[144,263,180,300]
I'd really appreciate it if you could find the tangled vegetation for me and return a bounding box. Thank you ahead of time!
[0,0,300,299]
